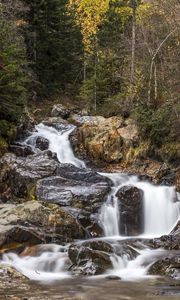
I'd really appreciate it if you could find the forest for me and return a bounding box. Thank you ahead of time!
[0,0,179,162]
[0,1,180,298]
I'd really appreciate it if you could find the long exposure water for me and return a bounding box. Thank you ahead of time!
[1,123,180,293]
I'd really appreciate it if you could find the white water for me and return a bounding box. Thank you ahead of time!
[100,173,180,238]
[1,123,180,282]
[23,123,86,168]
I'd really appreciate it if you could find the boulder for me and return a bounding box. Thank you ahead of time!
[36,164,111,211]
[68,241,113,275]
[116,185,144,236]
[51,104,70,119]
[35,136,49,151]
[149,253,180,279]
[36,175,109,212]
[70,116,139,163]
[0,201,85,250]
[0,151,59,201]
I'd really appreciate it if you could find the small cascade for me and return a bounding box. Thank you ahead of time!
[1,244,70,282]
[23,123,86,168]
[100,173,180,238]
[108,248,168,281]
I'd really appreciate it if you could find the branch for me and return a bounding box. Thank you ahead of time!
[148,28,178,105]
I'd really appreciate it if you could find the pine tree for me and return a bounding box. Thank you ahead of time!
[22,0,83,95]
[0,2,28,146]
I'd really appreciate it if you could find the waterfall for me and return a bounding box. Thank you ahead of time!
[100,173,180,238]
[1,122,179,282]
[23,123,86,168]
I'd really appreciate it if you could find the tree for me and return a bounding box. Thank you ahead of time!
[22,0,83,96]
[0,1,28,144]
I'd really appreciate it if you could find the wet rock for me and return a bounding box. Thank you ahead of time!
[116,185,144,236]
[51,104,70,119]
[36,165,111,212]
[0,201,84,250]
[42,117,70,131]
[149,253,180,279]
[9,144,34,157]
[36,174,110,212]
[0,152,59,201]
[105,275,121,280]
[114,240,139,260]
[35,136,49,151]
[68,241,113,275]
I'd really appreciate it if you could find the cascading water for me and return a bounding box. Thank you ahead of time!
[1,122,180,282]
[23,123,86,168]
[100,173,180,238]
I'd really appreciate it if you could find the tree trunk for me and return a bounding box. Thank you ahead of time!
[130,0,137,85]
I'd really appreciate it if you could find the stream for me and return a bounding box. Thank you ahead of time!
[1,123,180,299]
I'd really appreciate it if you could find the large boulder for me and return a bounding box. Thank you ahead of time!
[68,241,113,275]
[0,151,59,201]
[70,116,139,163]
[116,185,144,236]
[0,201,84,251]
[36,176,109,209]
[36,168,110,238]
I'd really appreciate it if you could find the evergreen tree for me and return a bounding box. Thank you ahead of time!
[22,0,83,95]
[0,2,28,147]
[80,0,132,113]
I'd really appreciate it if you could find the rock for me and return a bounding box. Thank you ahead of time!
[36,175,109,212]
[70,116,140,163]
[36,164,111,212]
[116,185,144,236]
[0,151,59,201]
[42,117,70,131]
[117,123,139,147]
[35,136,49,151]
[70,114,105,127]
[9,144,34,157]
[105,275,121,280]
[149,253,180,279]
[0,201,84,250]
[51,104,70,119]
[68,241,113,275]
[0,265,27,280]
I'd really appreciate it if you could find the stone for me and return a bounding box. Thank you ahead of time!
[36,175,110,212]
[149,253,180,279]
[42,117,70,131]
[0,201,85,250]
[68,241,113,276]
[51,104,70,119]
[69,116,140,163]
[0,152,59,201]
[35,136,49,151]
[116,185,144,236]
[9,144,34,157]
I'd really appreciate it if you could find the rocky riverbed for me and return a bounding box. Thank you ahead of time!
[0,104,179,298]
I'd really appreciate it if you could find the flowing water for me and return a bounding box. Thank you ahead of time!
[1,123,180,287]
